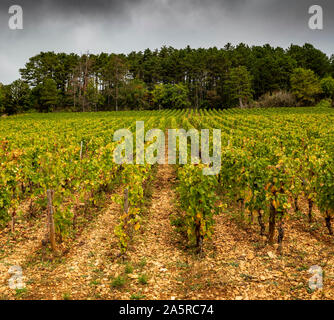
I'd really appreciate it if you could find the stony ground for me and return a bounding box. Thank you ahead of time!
[1,163,334,300]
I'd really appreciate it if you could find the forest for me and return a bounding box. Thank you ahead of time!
[1,42,334,114]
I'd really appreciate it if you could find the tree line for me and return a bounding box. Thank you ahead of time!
[1,43,334,114]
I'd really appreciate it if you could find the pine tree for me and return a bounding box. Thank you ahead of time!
[225,66,253,108]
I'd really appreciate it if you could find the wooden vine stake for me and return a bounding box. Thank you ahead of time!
[47,190,57,252]
[124,188,129,214]
[117,188,130,259]
[80,141,84,160]
[11,210,16,234]
[124,188,131,241]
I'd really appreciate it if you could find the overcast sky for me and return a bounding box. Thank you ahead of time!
[0,0,333,84]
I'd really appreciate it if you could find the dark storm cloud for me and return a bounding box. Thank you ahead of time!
[0,0,247,13]
[0,0,142,14]
[0,0,333,84]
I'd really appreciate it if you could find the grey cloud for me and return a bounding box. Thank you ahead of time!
[0,0,333,84]
[0,0,142,14]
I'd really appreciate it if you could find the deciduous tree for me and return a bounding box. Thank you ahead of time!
[290,68,322,105]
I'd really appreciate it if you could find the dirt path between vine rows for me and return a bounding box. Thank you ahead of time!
[0,214,46,299]
[109,162,187,300]
[206,208,334,300]
[0,194,122,300]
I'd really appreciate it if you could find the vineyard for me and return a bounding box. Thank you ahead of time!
[0,107,334,300]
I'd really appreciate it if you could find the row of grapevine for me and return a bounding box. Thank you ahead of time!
[171,107,333,254]
[1,107,333,255]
